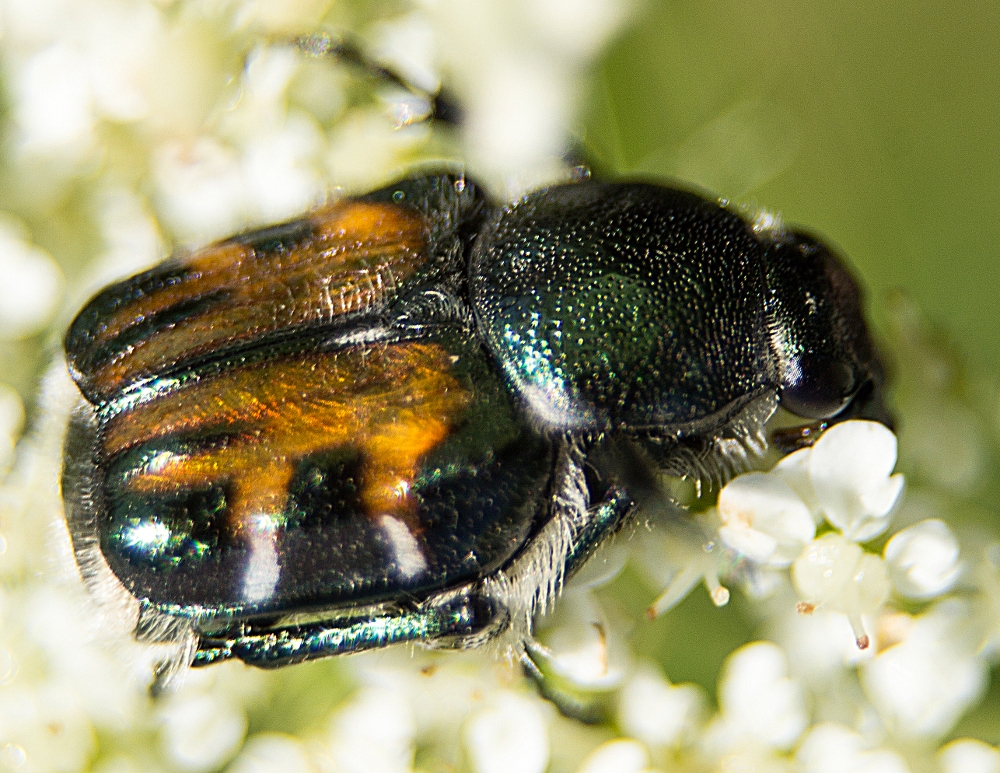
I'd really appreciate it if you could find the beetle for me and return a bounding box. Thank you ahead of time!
[60,42,889,678]
[61,169,888,674]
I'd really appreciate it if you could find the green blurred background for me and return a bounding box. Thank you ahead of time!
[585,0,1000,373]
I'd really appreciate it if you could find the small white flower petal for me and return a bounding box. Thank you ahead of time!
[812,421,899,492]
[885,519,961,599]
[226,734,313,773]
[617,665,704,749]
[809,421,903,541]
[576,738,650,773]
[465,692,549,773]
[527,0,632,59]
[772,446,821,517]
[0,223,63,338]
[853,553,891,616]
[708,642,807,753]
[535,587,627,689]
[371,13,440,95]
[241,114,325,223]
[862,601,988,739]
[849,473,905,543]
[83,1,161,122]
[160,692,247,773]
[792,533,863,606]
[774,603,876,690]
[15,43,95,155]
[938,738,1000,773]
[718,472,815,565]
[718,524,778,563]
[154,137,250,241]
[860,474,905,520]
[849,505,899,544]
[0,685,96,773]
[796,723,910,773]
[327,686,415,773]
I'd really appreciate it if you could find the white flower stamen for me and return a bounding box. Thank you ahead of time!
[647,544,730,618]
[792,533,890,649]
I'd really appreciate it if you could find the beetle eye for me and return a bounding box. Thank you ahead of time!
[780,355,856,419]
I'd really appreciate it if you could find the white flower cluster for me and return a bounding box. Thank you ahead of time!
[721,420,908,648]
[529,420,1000,773]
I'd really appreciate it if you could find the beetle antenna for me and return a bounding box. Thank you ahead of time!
[293,32,462,129]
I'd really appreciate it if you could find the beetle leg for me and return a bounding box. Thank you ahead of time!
[192,590,504,668]
[562,484,634,580]
[587,436,687,520]
[292,32,462,129]
[288,32,610,178]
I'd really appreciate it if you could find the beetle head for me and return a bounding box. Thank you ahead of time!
[765,230,892,430]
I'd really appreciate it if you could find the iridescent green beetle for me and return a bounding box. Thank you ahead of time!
[61,168,888,676]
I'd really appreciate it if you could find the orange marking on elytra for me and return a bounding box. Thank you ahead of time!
[360,418,451,524]
[89,201,429,398]
[104,343,470,535]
